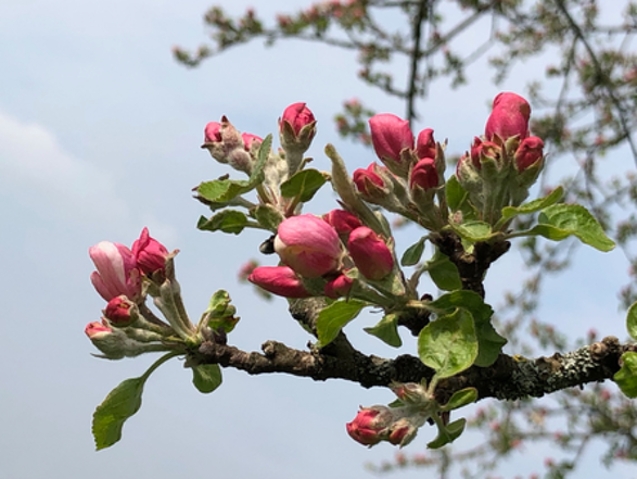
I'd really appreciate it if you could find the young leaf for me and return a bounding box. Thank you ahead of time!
[197,210,249,234]
[440,387,478,412]
[473,316,507,367]
[418,308,478,378]
[364,313,402,347]
[627,301,637,341]
[253,204,284,231]
[92,377,146,451]
[427,418,467,449]
[427,290,493,322]
[280,169,327,203]
[250,134,272,184]
[196,179,253,204]
[529,204,615,252]
[450,220,493,243]
[316,299,367,347]
[426,249,462,291]
[500,186,564,222]
[192,364,223,394]
[401,237,426,266]
[614,352,637,398]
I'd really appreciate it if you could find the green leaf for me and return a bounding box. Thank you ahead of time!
[253,204,284,231]
[445,175,468,212]
[626,301,637,341]
[614,352,637,398]
[192,364,223,394]
[197,210,249,234]
[197,179,253,204]
[427,249,462,291]
[427,291,493,322]
[440,387,478,412]
[401,237,426,266]
[473,316,507,367]
[316,299,367,347]
[92,376,146,451]
[500,186,564,222]
[427,418,466,449]
[418,308,478,378]
[250,134,272,184]
[528,204,615,252]
[280,169,327,203]
[451,220,493,243]
[364,313,402,347]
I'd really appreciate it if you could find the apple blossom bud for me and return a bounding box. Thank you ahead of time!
[346,406,394,446]
[279,102,317,158]
[132,227,169,276]
[281,102,315,136]
[470,137,502,169]
[387,418,418,447]
[514,136,544,171]
[247,266,311,298]
[369,113,414,171]
[322,209,363,237]
[103,295,139,326]
[324,273,354,299]
[204,121,222,143]
[85,320,112,339]
[485,92,531,141]
[347,227,394,280]
[416,128,436,160]
[353,163,388,198]
[85,319,166,359]
[409,157,439,191]
[241,132,263,152]
[89,241,141,302]
[274,214,342,278]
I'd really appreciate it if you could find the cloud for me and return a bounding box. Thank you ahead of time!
[0,110,131,226]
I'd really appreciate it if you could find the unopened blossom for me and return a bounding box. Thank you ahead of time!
[322,209,363,237]
[89,241,141,302]
[103,295,138,326]
[131,227,169,276]
[346,406,394,447]
[204,121,222,143]
[280,102,316,136]
[369,113,414,168]
[247,266,311,298]
[514,136,544,171]
[324,273,354,299]
[416,128,436,160]
[484,92,531,141]
[409,157,439,191]
[353,163,387,198]
[241,132,263,151]
[387,418,418,447]
[274,214,342,278]
[347,227,394,281]
[85,320,112,340]
[470,137,502,169]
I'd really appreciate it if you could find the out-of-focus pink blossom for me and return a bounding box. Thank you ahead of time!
[89,241,141,302]
[132,227,169,276]
[369,113,414,167]
[274,214,342,278]
[247,266,311,298]
[514,136,544,171]
[485,92,531,141]
[347,227,394,280]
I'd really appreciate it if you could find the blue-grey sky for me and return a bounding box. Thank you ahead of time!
[0,1,633,478]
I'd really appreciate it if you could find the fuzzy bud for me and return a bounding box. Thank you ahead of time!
[485,92,531,142]
[369,113,414,175]
[347,227,394,281]
[247,266,311,298]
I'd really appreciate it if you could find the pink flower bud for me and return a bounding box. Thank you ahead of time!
[204,121,222,143]
[324,273,354,299]
[346,406,393,446]
[387,418,417,446]
[131,227,169,276]
[369,113,414,167]
[514,136,544,171]
[85,320,112,339]
[103,295,137,326]
[484,92,531,141]
[416,128,436,160]
[322,209,363,237]
[280,102,316,136]
[89,241,141,302]
[274,214,342,278]
[470,137,501,169]
[347,227,394,280]
[247,266,311,298]
[241,132,263,151]
[353,163,387,198]
[409,157,439,191]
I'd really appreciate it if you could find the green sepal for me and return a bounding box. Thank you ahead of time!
[614,352,637,398]
[316,299,367,347]
[426,249,462,291]
[253,204,284,231]
[626,301,637,341]
[401,237,426,266]
[500,186,563,222]
[203,290,239,333]
[427,418,466,449]
[527,204,615,252]
[280,168,328,203]
[363,313,402,347]
[191,363,223,394]
[440,387,478,412]
[92,377,146,451]
[197,210,248,234]
[418,308,478,378]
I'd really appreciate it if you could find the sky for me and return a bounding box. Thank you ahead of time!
[0,1,634,478]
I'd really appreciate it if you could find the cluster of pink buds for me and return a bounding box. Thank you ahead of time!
[85,228,192,359]
[247,211,396,300]
[202,116,263,175]
[456,92,546,221]
[351,114,445,230]
[346,405,424,447]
